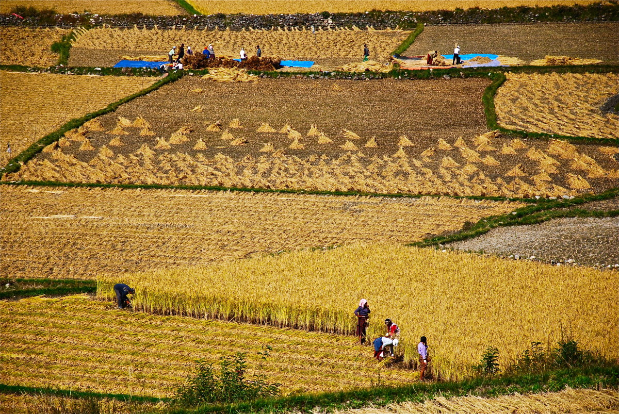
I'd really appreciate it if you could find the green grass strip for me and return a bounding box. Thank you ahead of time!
[173,0,201,15]
[161,365,619,413]
[0,383,169,404]
[0,70,184,178]
[51,30,75,66]
[412,188,619,247]
[392,22,424,57]
[483,70,619,146]
[0,278,96,300]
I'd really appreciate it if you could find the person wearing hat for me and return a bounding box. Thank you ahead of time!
[113,283,135,309]
[168,46,176,63]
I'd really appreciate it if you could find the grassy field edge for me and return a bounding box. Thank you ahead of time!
[393,22,424,57]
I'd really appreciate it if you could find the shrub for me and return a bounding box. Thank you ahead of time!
[174,353,280,407]
[475,346,500,376]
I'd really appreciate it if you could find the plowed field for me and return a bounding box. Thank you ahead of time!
[0,27,68,67]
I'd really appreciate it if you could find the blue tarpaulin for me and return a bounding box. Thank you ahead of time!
[443,53,499,61]
[114,60,168,68]
[441,54,502,68]
[280,60,314,68]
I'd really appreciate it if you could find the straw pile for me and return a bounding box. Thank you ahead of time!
[530,56,602,66]
[338,60,393,72]
[202,68,258,83]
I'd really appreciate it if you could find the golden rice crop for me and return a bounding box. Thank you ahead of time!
[0,185,522,280]
[0,295,419,397]
[70,26,408,61]
[334,388,619,414]
[0,72,156,168]
[98,243,618,380]
[0,393,161,414]
[0,0,184,15]
[0,27,69,67]
[494,73,619,139]
[186,0,600,14]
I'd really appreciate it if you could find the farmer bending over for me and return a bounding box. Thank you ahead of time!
[373,336,399,360]
[114,283,135,309]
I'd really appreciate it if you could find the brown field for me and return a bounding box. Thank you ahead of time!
[0,27,69,67]
[0,71,157,167]
[405,22,619,64]
[187,0,600,14]
[495,72,619,139]
[68,27,408,68]
[0,295,420,398]
[5,77,618,198]
[0,0,185,15]
[0,185,523,279]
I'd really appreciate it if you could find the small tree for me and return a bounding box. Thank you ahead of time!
[475,346,500,376]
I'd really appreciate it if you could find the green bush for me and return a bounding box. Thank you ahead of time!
[475,346,500,376]
[173,353,280,407]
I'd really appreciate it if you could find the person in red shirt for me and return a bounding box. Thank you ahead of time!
[385,319,400,339]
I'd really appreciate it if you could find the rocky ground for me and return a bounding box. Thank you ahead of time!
[449,197,619,269]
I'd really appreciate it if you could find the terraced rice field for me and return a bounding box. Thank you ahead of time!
[68,27,408,68]
[0,185,523,279]
[495,72,619,139]
[405,22,619,64]
[0,295,419,397]
[186,0,601,14]
[0,71,157,168]
[5,77,618,198]
[0,27,69,67]
[0,0,185,15]
[98,243,619,380]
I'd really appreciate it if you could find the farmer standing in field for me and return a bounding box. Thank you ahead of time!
[453,43,461,65]
[354,299,371,344]
[256,45,262,57]
[418,336,430,380]
[177,43,185,63]
[113,283,135,309]
[363,43,370,61]
[168,46,175,63]
[208,44,215,58]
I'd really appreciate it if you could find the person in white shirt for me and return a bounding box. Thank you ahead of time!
[418,336,430,380]
[240,48,247,61]
[453,44,461,65]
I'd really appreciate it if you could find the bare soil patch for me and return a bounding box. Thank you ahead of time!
[405,22,619,64]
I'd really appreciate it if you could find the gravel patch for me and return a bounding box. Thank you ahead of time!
[448,216,619,269]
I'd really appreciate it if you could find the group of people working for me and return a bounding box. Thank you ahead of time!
[355,299,430,380]
[168,43,263,66]
[426,43,462,66]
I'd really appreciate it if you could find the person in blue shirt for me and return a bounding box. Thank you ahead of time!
[354,299,371,344]
[203,46,210,58]
[114,283,135,309]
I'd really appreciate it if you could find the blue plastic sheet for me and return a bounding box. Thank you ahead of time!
[443,53,499,61]
[113,60,168,68]
[280,60,314,68]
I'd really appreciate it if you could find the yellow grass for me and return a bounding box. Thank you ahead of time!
[0,393,162,414]
[335,388,619,414]
[0,72,157,167]
[0,185,522,280]
[186,0,600,14]
[0,27,69,67]
[98,243,619,380]
[71,26,409,61]
[0,0,184,15]
[0,295,419,398]
[495,73,619,139]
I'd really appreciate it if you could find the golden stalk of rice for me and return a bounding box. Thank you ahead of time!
[459,147,481,163]
[511,139,528,150]
[108,125,128,135]
[221,130,235,140]
[547,140,578,159]
[289,138,305,149]
[57,138,71,148]
[154,138,171,150]
[317,133,333,144]
[288,129,302,139]
[421,147,435,158]
[206,122,223,132]
[506,164,527,177]
[83,119,105,131]
[132,116,150,128]
[279,124,291,134]
[230,137,249,146]
[501,144,517,155]
[191,105,204,113]
[437,139,453,151]
[257,123,276,133]
[191,88,204,93]
[42,142,58,153]
[454,137,467,148]
[476,143,497,152]
[259,142,275,152]
[169,133,189,144]
[108,137,124,147]
[398,135,414,147]
[393,147,407,158]
[441,156,460,168]
[193,139,207,150]
[481,155,500,166]
[567,173,591,190]
[98,145,114,158]
[118,116,133,127]
[307,125,320,137]
[340,140,358,151]
[343,129,361,140]
[229,118,243,129]
[79,140,95,151]
[364,137,378,148]
[140,128,155,136]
